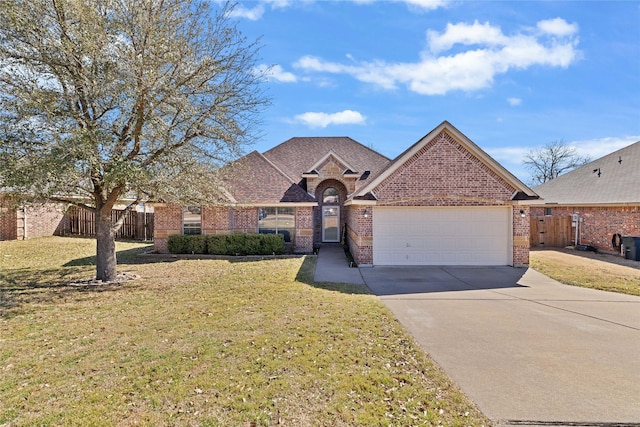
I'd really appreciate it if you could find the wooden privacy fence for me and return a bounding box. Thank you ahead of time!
[530,215,572,248]
[62,206,154,241]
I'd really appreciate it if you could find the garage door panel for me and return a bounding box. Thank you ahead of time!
[373,207,510,266]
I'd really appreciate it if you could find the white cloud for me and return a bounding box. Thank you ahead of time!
[228,4,266,21]
[262,0,293,8]
[255,64,297,82]
[488,136,640,168]
[293,110,367,128]
[507,97,522,106]
[427,21,507,53]
[233,0,448,20]
[294,18,580,95]
[402,0,450,10]
[571,136,640,159]
[537,17,579,37]
[355,0,450,10]
[227,0,294,20]
[486,146,530,164]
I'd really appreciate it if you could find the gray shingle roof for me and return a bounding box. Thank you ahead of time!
[263,137,391,192]
[220,137,391,204]
[534,141,640,205]
[221,151,314,204]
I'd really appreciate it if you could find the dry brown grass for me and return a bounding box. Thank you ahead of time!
[530,248,640,296]
[1,237,489,426]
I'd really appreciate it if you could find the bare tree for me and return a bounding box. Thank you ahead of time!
[0,0,269,281]
[523,140,591,186]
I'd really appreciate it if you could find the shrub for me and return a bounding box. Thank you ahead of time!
[261,233,285,254]
[188,235,207,254]
[167,235,190,254]
[169,233,285,256]
[206,235,228,255]
[168,234,208,254]
[206,233,285,256]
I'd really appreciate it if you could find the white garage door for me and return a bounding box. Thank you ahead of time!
[373,207,511,266]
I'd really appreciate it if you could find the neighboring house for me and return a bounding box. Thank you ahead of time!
[153,121,538,266]
[532,141,640,254]
[0,195,153,241]
[0,197,68,241]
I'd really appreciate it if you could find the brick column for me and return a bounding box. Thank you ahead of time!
[512,205,530,267]
[346,205,373,266]
[153,204,182,253]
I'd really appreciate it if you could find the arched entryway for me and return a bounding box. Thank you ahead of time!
[314,180,348,245]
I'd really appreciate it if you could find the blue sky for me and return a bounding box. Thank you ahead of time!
[225,0,639,184]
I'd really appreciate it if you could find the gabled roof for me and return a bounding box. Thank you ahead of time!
[220,151,314,204]
[355,121,537,200]
[305,150,359,175]
[263,137,391,191]
[534,141,640,205]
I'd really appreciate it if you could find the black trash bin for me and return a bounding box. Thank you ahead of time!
[621,236,640,261]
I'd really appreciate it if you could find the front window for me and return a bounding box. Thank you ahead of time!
[182,206,201,235]
[258,207,295,242]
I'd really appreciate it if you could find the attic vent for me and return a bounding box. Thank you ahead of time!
[359,170,371,180]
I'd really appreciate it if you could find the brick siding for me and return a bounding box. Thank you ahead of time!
[346,131,528,266]
[202,206,230,234]
[374,131,516,207]
[294,207,314,253]
[345,205,373,265]
[512,206,530,266]
[23,203,67,238]
[306,156,358,196]
[0,199,66,241]
[230,207,258,233]
[153,204,314,253]
[153,204,182,252]
[0,205,17,241]
[531,206,640,254]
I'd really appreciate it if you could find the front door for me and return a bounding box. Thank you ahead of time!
[322,206,340,242]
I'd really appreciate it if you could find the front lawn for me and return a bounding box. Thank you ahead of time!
[0,237,488,426]
[530,248,640,296]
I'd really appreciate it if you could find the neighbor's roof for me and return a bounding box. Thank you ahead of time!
[263,136,391,191]
[534,141,640,205]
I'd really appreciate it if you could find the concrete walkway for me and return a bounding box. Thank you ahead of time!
[312,243,365,285]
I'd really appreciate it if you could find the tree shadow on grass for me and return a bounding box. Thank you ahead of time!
[0,264,141,319]
[295,256,372,295]
[63,244,154,267]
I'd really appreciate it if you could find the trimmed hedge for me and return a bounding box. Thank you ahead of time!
[167,233,285,255]
[167,235,207,254]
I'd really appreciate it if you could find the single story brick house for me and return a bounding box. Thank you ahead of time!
[532,140,640,254]
[153,121,539,266]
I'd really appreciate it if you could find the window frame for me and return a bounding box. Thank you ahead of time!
[182,206,202,235]
[258,206,295,242]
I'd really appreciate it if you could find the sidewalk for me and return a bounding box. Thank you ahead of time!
[313,244,365,285]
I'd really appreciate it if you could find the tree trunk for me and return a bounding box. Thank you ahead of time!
[95,207,117,282]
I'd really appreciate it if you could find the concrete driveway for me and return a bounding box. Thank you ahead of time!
[360,266,640,426]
